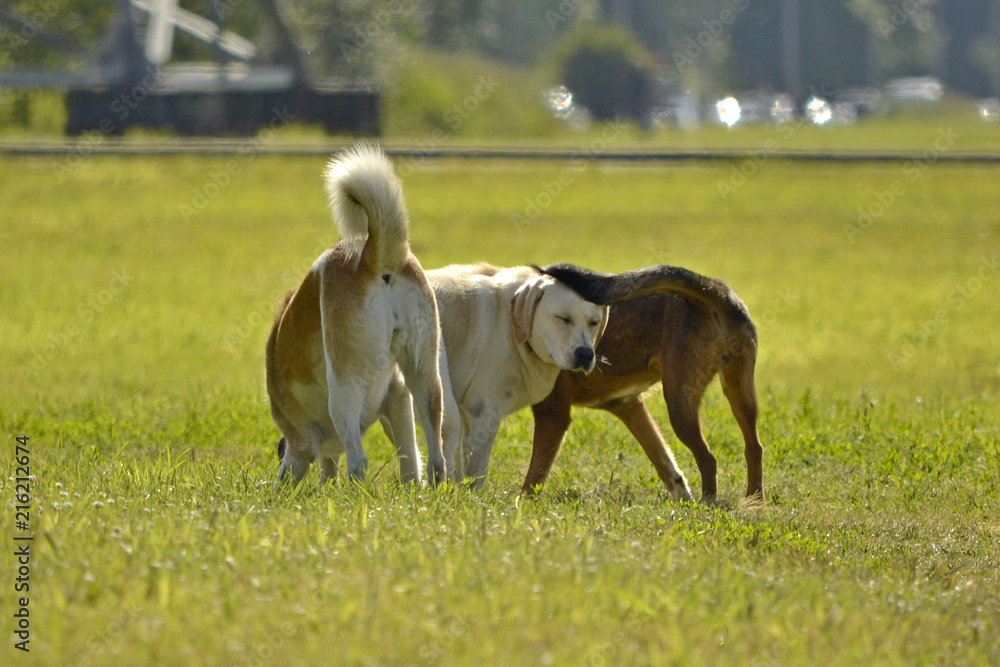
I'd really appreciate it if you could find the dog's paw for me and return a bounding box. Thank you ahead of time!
[669,474,694,503]
[274,460,290,491]
[346,455,369,481]
[674,486,695,503]
[740,491,766,508]
[426,461,447,487]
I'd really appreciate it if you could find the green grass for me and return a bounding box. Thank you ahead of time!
[1,153,999,665]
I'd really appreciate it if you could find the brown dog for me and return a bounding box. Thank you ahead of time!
[521,264,763,502]
[267,144,446,488]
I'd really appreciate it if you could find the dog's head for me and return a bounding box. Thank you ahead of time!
[511,274,608,373]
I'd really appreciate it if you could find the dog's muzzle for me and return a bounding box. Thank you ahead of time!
[573,347,595,371]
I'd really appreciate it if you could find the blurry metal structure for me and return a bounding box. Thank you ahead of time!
[0,0,378,136]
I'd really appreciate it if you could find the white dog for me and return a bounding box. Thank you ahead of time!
[266,143,446,487]
[428,264,609,486]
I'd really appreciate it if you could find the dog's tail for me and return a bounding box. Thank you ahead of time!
[537,263,757,342]
[323,142,409,273]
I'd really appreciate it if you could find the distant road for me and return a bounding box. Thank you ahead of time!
[3,139,1000,163]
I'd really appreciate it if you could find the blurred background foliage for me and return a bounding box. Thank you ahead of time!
[1,0,998,137]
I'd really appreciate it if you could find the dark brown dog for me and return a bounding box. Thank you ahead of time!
[522,264,763,502]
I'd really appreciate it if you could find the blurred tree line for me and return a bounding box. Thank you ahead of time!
[1,0,997,97]
[405,0,999,98]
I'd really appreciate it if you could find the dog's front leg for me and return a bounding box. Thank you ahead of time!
[440,389,463,483]
[435,347,463,484]
[463,408,504,489]
[608,398,693,502]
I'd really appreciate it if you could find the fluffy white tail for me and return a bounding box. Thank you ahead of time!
[323,143,409,271]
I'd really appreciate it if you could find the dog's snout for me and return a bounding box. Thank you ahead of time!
[573,347,595,369]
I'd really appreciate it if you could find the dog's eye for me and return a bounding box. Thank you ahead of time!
[589,320,599,328]
[556,316,571,324]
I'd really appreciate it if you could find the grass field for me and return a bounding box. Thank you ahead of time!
[1,149,999,665]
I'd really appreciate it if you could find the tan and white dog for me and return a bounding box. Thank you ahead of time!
[266,143,446,487]
[428,264,609,486]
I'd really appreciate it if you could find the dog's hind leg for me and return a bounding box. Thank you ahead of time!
[320,456,340,485]
[332,417,367,482]
[720,354,764,500]
[395,330,447,486]
[275,437,313,490]
[379,371,422,484]
[401,374,445,485]
[323,375,368,481]
[659,348,719,502]
[606,397,693,502]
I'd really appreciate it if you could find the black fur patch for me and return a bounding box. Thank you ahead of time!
[536,263,616,303]
[539,263,717,305]
[537,263,755,337]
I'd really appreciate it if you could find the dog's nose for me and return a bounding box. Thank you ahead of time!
[573,347,595,369]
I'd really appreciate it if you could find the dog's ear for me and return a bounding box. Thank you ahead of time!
[595,306,610,346]
[510,275,553,344]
